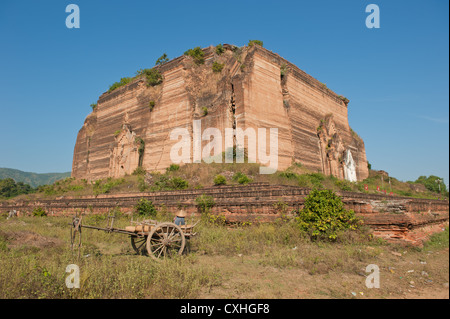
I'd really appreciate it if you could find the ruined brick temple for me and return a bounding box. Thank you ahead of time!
[72,44,369,181]
[2,44,444,247]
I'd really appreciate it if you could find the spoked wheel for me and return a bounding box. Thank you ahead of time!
[146,222,185,260]
[130,235,147,255]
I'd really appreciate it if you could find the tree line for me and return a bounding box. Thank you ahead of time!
[0,178,35,199]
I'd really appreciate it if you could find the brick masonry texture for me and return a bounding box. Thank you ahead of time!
[71,45,369,182]
[1,183,448,246]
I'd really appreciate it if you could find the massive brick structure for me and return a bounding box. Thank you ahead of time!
[72,44,369,181]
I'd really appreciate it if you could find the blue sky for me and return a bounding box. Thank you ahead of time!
[0,0,448,185]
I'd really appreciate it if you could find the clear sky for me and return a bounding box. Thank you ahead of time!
[0,0,448,185]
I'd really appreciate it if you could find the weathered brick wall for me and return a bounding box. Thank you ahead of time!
[1,184,447,245]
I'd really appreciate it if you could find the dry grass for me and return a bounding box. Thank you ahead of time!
[0,212,447,299]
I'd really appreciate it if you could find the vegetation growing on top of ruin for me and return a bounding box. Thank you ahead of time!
[148,100,155,111]
[248,39,263,47]
[280,64,287,78]
[108,77,132,93]
[212,61,224,73]
[90,103,97,111]
[215,44,225,55]
[184,47,205,65]
[155,53,169,66]
[338,95,350,104]
[232,46,243,63]
[106,53,169,94]
[3,162,447,202]
[135,68,163,87]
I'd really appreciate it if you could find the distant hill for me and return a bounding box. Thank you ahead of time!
[0,168,71,188]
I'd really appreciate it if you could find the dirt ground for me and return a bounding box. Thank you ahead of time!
[196,249,449,299]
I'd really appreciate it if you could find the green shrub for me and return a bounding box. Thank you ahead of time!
[184,47,205,65]
[248,40,263,47]
[202,106,208,116]
[334,179,353,191]
[145,68,163,86]
[280,64,287,77]
[32,207,47,217]
[298,173,325,189]
[168,177,189,190]
[152,174,188,191]
[155,53,169,66]
[213,175,227,186]
[93,178,125,195]
[134,198,157,217]
[296,189,360,241]
[278,171,298,179]
[195,194,215,214]
[132,167,147,176]
[148,100,155,111]
[135,68,163,86]
[212,61,224,73]
[108,77,132,92]
[137,175,148,192]
[135,137,145,166]
[90,103,97,111]
[215,44,225,55]
[232,172,252,185]
[166,164,180,172]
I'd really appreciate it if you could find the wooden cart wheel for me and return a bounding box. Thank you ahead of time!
[146,222,185,260]
[70,216,82,259]
[130,235,147,255]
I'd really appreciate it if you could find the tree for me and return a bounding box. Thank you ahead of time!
[415,175,447,194]
[155,53,169,66]
[0,178,34,199]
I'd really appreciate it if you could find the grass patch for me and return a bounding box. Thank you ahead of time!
[423,227,449,251]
